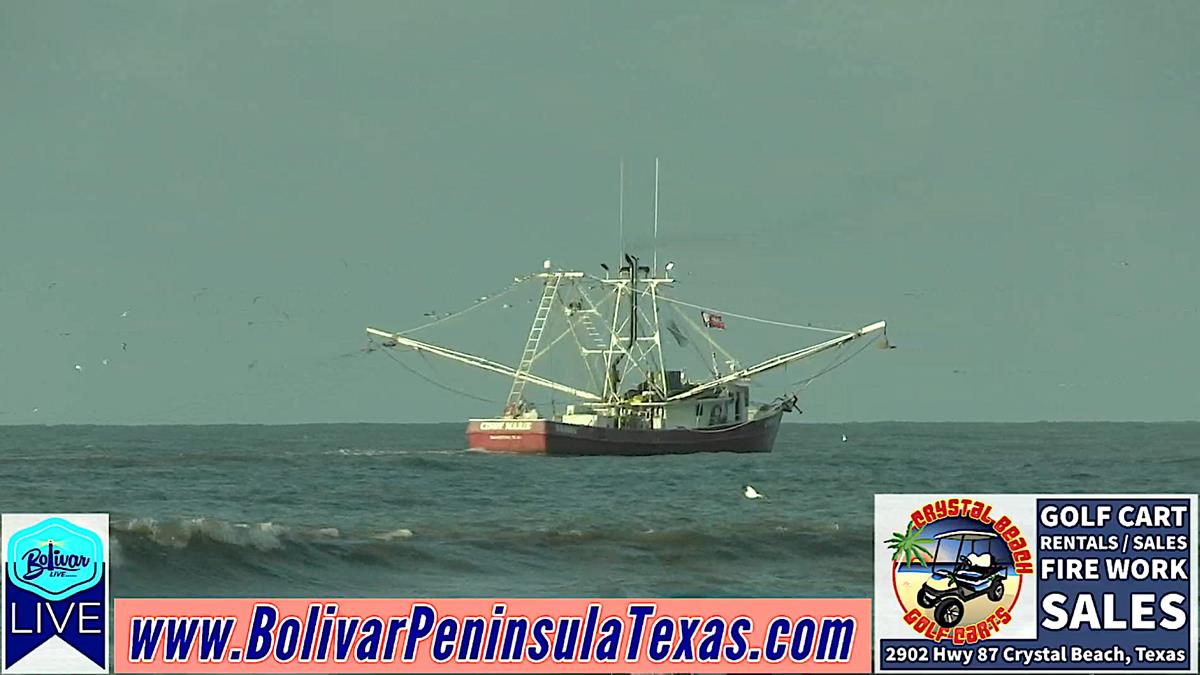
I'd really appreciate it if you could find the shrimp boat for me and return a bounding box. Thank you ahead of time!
[366,255,889,456]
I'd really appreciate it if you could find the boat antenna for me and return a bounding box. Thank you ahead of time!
[653,157,659,275]
[618,158,625,262]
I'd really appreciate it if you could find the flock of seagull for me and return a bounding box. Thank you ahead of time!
[57,287,291,380]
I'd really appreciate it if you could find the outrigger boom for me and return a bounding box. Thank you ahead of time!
[663,320,887,402]
[364,327,603,401]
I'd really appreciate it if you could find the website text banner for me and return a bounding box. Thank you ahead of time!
[114,598,870,673]
[874,494,1198,674]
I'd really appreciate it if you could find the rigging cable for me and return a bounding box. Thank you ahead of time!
[654,294,853,336]
[791,331,882,389]
[379,344,503,404]
[399,275,532,336]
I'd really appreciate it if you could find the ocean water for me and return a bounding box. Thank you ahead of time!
[0,422,1196,599]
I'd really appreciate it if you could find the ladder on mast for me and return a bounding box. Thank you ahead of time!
[506,274,562,408]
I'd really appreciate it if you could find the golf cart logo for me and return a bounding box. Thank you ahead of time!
[885,498,1033,645]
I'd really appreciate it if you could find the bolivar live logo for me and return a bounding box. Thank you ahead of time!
[885,497,1033,645]
[2,514,109,675]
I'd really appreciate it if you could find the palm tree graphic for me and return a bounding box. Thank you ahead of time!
[886,522,934,566]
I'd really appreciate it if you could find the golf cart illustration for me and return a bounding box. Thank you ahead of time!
[916,530,1009,628]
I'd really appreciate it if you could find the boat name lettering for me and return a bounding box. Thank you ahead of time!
[479,421,534,431]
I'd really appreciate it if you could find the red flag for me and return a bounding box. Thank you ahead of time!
[701,311,725,329]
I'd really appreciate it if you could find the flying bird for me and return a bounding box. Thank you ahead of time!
[122,342,128,351]
[120,310,129,318]
[665,320,689,347]
[74,364,83,373]
[743,485,765,500]
[841,433,848,442]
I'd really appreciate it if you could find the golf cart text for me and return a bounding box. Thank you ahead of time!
[909,499,1033,574]
[1040,503,1189,529]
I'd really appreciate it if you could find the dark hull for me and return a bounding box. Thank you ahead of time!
[466,408,782,456]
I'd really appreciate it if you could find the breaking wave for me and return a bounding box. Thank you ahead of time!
[109,514,862,588]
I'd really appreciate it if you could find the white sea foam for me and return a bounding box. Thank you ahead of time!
[373,528,414,541]
[114,517,289,550]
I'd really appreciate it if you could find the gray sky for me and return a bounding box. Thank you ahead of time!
[2,1,1197,424]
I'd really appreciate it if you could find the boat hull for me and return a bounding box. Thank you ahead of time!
[466,408,782,456]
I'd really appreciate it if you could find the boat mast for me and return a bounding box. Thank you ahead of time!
[600,252,670,402]
[625,253,639,348]
[600,159,672,402]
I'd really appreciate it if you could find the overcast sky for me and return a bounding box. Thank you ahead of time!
[2,1,1197,424]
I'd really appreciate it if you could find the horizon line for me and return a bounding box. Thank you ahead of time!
[1,419,1198,428]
